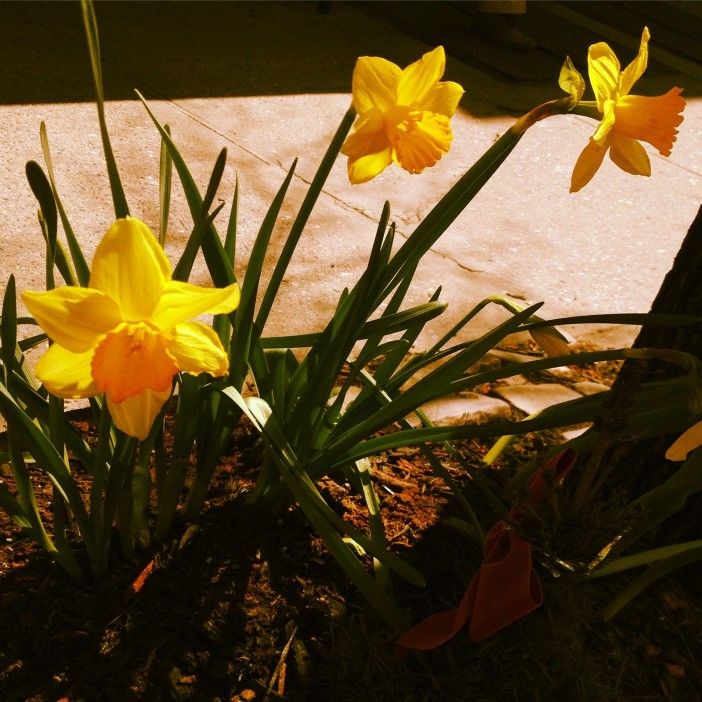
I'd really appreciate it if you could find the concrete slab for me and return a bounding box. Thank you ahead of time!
[408,393,513,428]
[494,383,583,415]
[0,1,699,363]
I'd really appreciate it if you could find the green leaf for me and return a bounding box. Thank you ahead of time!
[1,276,18,385]
[159,124,173,247]
[379,127,523,301]
[0,484,31,530]
[228,160,298,387]
[80,0,129,219]
[254,106,356,334]
[589,540,702,579]
[613,448,702,553]
[173,147,228,281]
[136,91,233,287]
[0,384,93,551]
[26,161,77,287]
[40,122,90,286]
[602,545,702,620]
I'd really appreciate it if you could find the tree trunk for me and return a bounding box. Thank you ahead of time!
[575,204,702,537]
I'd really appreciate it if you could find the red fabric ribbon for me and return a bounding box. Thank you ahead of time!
[397,448,577,650]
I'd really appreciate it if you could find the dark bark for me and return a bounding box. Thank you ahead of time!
[573,204,702,537]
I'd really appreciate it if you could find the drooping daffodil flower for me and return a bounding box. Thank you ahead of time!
[23,217,240,440]
[571,27,685,192]
[341,46,464,184]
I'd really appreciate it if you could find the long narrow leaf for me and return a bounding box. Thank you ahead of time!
[173,148,228,281]
[136,91,234,287]
[158,124,173,246]
[80,0,129,218]
[254,106,356,334]
[40,122,90,285]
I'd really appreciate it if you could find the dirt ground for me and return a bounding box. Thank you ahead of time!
[1,361,701,701]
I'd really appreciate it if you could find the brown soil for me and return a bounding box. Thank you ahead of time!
[2,360,701,701]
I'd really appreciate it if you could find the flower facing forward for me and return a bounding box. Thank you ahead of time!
[341,46,464,184]
[23,217,240,440]
[571,27,685,192]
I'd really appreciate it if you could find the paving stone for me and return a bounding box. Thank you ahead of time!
[407,393,512,428]
[490,349,543,366]
[493,374,529,387]
[573,381,610,396]
[493,383,583,415]
[398,353,501,391]
[561,425,592,442]
[542,366,575,380]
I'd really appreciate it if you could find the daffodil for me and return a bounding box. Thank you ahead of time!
[571,27,685,192]
[23,217,240,440]
[341,46,464,184]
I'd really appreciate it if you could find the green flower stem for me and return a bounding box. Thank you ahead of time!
[569,101,602,120]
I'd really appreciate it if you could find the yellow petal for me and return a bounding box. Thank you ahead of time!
[529,328,572,357]
[352,56,402,114]
[35,344,99,399]
[150,280,240,330]
[592,99,616,145]
[397,46,445,106]
[91,323,177,403]
[558,56,585,107]
[347,148,394,184]
[169,322,229,376]
[620,27,650,96]
[570,138,607,193]
[22,287,121,353]
[89,217,171,321]
[609,135,651,176]
[393,111,451,174]
[614,89,685,156]
[108,387,172,441]
[666,421,702,462]
[588,41,620,111]
[341,110,387,158]
[341,115,393,183]
[420,80,464,117]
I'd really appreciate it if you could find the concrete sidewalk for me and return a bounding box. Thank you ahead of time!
[1,1,700,353]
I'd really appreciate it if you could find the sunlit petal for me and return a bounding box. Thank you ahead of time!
[394,112,452,174]
[91,323,177,403]
[347,148,394,184]
[592,99,616,145]
[342,118,393,184]
[169,322,229,376]
[89,217,171,321]
[570,139,607,193]
[150,280,240,331]
[352,56,401,114]
[558,56,585,107]
[35,345,98,399]
[529,328,572,357]
[609,135,651,176]
[615,89,685,156]
[588,41,620,111]
[22,287,121,353]
[107,387,172,441]
[420,81,464,117]
[620,27,650,96]
[397,46,445,106]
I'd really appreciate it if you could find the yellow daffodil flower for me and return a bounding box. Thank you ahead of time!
[23,217,240,440]
[571,27,685,192]
[341,46,464,184]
